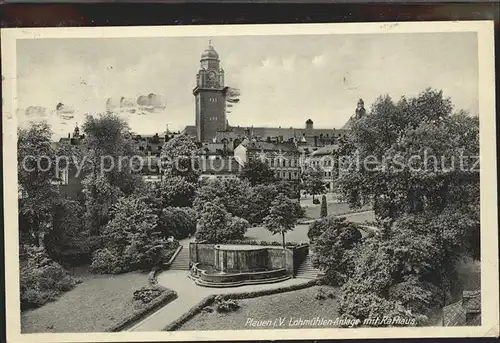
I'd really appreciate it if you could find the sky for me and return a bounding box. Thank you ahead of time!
[16,32,478,139]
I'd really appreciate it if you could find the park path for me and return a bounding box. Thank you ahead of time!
[128,270,310,332]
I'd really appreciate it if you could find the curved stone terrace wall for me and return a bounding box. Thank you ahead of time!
[190,263,289,288]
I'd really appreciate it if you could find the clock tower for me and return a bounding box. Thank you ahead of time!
[193,42,228,142]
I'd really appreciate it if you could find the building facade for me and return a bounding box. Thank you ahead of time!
[234,140,301,183]
[302,145,339,191]
[49,43,367,199]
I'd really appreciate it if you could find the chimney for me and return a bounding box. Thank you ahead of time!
[68,133,70,138]
[314,135,318,147]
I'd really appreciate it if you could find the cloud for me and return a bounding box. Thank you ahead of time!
[24,106,49,118]
[136,93,166,111]
[312,54,326,66]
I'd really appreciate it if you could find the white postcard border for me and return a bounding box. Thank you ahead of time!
[2,21,498,342]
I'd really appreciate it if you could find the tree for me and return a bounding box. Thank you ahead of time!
[44,198,86,264]
[320,195,328,217]
[263,193,299,248]
[247,184,279,224]
[219,216,250,242]
[240,159,276,186]
[90,196,164,273]
[158,176,197,208]
[338,89,479,221]
[338,214,449,323]
[81,112,142,194]
[158,207,197,240]
[193,178,251,220]
[311,217,362,285]
[334,89,479,323]
[301,165,326,201]
[195,200,245,243]
[275,180,298,199]
[80,113,143,235]
[160,133,200,184]
[17,121,60,248]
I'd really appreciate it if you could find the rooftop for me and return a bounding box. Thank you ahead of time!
[443,288,481,326]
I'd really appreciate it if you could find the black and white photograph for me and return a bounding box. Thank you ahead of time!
[2,21,498,342]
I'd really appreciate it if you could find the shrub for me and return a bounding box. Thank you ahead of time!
[20,246,80,310]
[320,195,328,217]
[315,288,327,300]
[314,287,336,300]
[213,295,240,313]
[90,248,123,274]
[133,285,164,304]
[106,287,177,332]
[339,290,427,327]
[312,198,321,205]
[310,217,362,286]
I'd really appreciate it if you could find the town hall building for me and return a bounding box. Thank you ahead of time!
[52,42,367,199]
[182,43,358,148]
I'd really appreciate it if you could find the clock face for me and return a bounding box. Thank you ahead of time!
[208,71,216,80]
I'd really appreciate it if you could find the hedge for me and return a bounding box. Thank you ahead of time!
[164,279,317,331]
[105,286,177,332]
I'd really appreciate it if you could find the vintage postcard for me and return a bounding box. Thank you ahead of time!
[2,21,498,342]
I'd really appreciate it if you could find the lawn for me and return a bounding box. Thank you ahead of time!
[21,267,151,333]
[303,202,372,219]
[178,286,341,331]
[245,224,310,243]
[245,206,375,243]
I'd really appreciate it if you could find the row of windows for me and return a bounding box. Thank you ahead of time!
[138,145,162,151]
[208,97,219,103]
[275,171,298,180]
[208,116,219,121]
[265,158,299,167]
[309,159,333,166]
[200,174,236,180]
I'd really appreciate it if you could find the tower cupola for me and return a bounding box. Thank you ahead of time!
[200,40,220,70]
[305,119,314,129]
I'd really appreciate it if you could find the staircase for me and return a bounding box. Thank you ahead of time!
[168,246,190,271]
[295,254,321,279]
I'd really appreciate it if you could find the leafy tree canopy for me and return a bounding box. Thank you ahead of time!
[160,134,200,184]
[263,193,300,247]
[240,159,276,186]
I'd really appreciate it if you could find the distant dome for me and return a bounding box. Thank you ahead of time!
[201,44,219,60]
[306,119,313,124]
